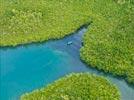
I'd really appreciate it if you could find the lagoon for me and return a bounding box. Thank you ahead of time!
[0,28,134,100]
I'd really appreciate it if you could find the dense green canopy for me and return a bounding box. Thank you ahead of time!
[0,0,91,46]
[21,73,120,100]
[80,0,134,84]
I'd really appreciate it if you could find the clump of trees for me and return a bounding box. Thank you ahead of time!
[0,0,91,47]
[126,67,134,84]
[21,73,120,100]
[80,1,134,84]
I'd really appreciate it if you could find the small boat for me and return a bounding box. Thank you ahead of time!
[67,41,73,45]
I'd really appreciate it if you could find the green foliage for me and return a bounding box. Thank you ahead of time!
[21,73,120,100]
[80,1,134,84]
[5,10,43,34]
[126,67,134,84]
[0,0,91,46]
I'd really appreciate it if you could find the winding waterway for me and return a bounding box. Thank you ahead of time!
[0,27,134,100]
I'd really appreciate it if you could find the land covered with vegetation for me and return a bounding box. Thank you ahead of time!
[80,0,134,84]
[0,0,134,99]
[0,0,91,46]
[21,73,120,100]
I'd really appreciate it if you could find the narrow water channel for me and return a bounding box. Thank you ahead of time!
[0,27,134,100]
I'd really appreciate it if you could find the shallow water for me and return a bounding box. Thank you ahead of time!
[0,28,134,100]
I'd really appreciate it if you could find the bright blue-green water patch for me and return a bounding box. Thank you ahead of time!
[0,28,134,100]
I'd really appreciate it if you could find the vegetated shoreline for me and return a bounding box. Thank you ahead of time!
[0,22,91,48]
[0,0,92,47]
[1,0,134,99]
[20,73,120,100]
[79,1,134,85]
[80,57,134,87]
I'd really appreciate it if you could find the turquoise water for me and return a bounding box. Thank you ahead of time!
[0,28,134,100]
